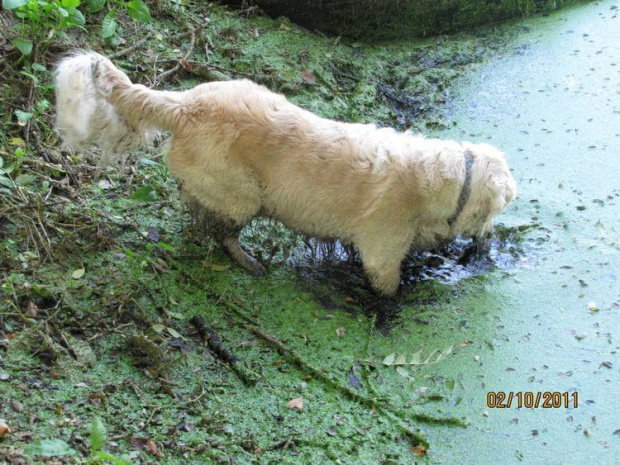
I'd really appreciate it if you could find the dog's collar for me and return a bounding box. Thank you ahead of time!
[447,150,475,227]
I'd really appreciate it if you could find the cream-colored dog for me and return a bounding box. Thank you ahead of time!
[55,52,516,296]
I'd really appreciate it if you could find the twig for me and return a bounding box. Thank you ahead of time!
[190,315,261,386]
[153,27,198,87]
[244,323,435,447]
[109,36,151,59]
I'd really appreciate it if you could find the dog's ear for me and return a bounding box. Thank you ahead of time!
[488,170,517,211]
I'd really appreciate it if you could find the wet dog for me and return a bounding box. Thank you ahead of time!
[55,52,517,296]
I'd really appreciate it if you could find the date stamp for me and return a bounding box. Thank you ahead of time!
[487,391,578,409]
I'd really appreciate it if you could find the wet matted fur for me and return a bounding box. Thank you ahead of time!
[55,52,517,296]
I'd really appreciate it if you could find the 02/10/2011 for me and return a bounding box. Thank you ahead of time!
[487,391,578,409]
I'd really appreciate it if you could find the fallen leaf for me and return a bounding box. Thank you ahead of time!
[147,439,163,457]
[286,397,304,410]
[410,444,426,457]
[0,419,11,438]
[97,179,114,190]
[11,399,24,413]
[382,353,396,365]
[25,301,38,317]
[336,327,346,337]
[71,268,85,279]
[301,70,316,84]
[9,137,26,147]
[348,369,362,389]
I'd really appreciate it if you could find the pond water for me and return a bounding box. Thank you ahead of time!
[421,1,620,462]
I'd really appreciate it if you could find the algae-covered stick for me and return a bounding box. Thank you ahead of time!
[190,315,261,386]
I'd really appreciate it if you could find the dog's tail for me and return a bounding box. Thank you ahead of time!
[55,51,182,164]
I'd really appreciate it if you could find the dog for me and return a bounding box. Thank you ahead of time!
[55,52,517,296]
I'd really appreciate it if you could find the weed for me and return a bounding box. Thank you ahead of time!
[21,417,133,463]
[3,0,152,58]
[83,0,151,44]
[3,0,85,58]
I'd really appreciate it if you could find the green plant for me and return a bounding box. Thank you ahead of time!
[83,0,151,42]
[21,417,132,463]
[3,0,85,56]
[3,0,152,56]
[0,156,15,194]
[88,416,133,464]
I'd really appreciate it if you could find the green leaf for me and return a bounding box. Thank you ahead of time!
[2,0,28,10]
[71,268,85,279]
[23,439,77,458]
[31,284,54,298]
[15,173,36,186]
[12,38,33,56]
[15,110,33,126]
[167,327,181,338]
[152,324,166,334]
[165,310,184,320]
[90,417,107,454]
[31,62,46,72]
[139,157,159,166]
[93,451,132,465]
[131,184,158,202]
[101,11,117,39]
[154,242,175,252]
[126,0,151,22]
[0,176,15,189]
[66,7,85,26]
[85,0,106,13]
[210,264,230,272]
[61,0,80,7]
[382,353,396,366]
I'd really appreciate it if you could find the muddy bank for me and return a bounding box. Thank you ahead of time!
[222,0,592,39]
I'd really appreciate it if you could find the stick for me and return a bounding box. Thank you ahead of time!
[190,315,261,386]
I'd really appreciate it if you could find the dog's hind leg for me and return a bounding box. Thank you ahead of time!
[217,222,267,276]
[187,197,266,276]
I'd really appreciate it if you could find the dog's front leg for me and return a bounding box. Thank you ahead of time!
[356,237,409,297]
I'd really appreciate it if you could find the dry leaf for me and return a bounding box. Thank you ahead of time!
[25,301,38,318]
[301,70,316,84]
[146,439,163,457]
[286,397,304,410]
[11,399,24,413]
[0,419,11,438]
[410,444,426,457]
[336,327,346,337]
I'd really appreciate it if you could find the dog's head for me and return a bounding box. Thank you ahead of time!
[455,143,517,238]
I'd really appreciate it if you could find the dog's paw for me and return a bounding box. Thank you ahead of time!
[246,259,267,277]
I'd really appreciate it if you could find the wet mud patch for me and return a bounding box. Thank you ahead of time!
[292,224,535,331]
[377,42,489,128]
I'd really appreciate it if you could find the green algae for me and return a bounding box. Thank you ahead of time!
[2,0,619,462]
